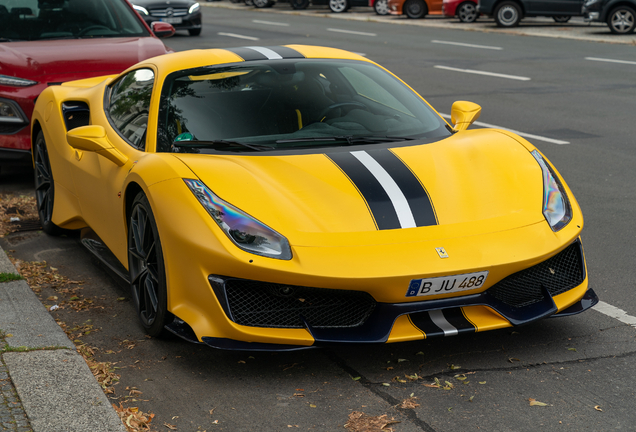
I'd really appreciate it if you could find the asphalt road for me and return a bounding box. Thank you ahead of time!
[2,4,636,431]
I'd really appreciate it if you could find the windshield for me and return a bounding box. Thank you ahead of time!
[0,0,149,41]
[157,59,451,153]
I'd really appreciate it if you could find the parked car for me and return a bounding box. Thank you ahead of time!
[388,0,443,18]
[477,0,583,26]
[31,45,596,349]
[312,0,370,12]
[443,0,479,22]
[583,0,636,34]
[0,0,173,166]
[129,0,202,35]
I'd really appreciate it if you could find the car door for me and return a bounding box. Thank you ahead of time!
[525,0,582,14]
[70,68,155,264]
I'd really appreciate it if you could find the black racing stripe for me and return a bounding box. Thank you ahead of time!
[327,152,401,230]
[267,46,305,59]
[370,149,437,227]
[409,312,444,338]
[441,308,476,333]
[224,47,268,61]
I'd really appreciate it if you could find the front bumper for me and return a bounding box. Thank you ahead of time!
[141,12,202,31]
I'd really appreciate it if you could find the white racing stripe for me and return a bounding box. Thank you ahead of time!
[252,19,290,26]
[429,310,458,336]
[432,40,503,50]
[434,65,531,81]
[439,113,570,145]
[585,57,636,66]
[217,32,259,41]
[350,151,416,229]
[327,28,377,37]
[593,301,636,327]
[245,46,283,60]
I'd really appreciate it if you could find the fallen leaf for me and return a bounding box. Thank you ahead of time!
[450,364,461,370]
[351,376,361,381]
[163,423,177,430]
[345,411,400,432]
[382,383,390,387]
[594,405,603,412]
[567,347,577,352]
[398,396,420,409]
[508,357,520,363]
[397,358,408,363]
[528,398,549,407]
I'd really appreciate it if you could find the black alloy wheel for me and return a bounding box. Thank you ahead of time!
[128,192,172,337]
[404,0,427,18]
[494,1,522,27]
[291,0,310,9]
[552,15,571,22]
[608,6,636,34]
[33,131,64,235]
[457,1,478,22]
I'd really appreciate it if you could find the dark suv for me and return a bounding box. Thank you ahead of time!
[583,0,635,33]
[477,0,584,27]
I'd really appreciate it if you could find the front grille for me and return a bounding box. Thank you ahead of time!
[0,123,26,134]
[487,241,584,308]
[150,8,189,17]
[224,279,376,329]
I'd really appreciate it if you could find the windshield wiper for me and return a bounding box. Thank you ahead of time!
[276,135,415,145]
[172,140,270,152]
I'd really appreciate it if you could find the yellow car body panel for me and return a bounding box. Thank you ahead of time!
[30,45,596,350]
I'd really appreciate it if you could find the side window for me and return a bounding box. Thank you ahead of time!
[108,68,154,149]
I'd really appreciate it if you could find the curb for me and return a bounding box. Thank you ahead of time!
[0,244,126,432]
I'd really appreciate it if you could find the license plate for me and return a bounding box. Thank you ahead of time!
[161,17,182,24]
[406,271,489,297]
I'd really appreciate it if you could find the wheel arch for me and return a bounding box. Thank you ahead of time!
[492,0,525,16]
[124,181,145,229]
[602,0,636,21]
[31,120,43,167]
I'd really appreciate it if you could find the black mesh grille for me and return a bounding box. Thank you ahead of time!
[487,241,584,308]
[224,280,376,329]
[0,123,26,134]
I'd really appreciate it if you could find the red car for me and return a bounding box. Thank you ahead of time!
[442,0,478,22]
[0,0,174,166]
[387,0,443,18]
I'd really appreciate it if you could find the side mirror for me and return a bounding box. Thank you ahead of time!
[67,125,128,167]
[450,101,481,131]
[151,21,175,38]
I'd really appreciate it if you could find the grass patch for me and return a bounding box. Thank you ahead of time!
[0,272,23,283]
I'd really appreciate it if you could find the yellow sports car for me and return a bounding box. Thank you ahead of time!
[31,45,597,350]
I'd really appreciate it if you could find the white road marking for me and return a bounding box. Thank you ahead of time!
[327,28,377,37]
[434,65,531,81]
[439,113,570,145]
[593,301,636,328]
[432,40,503,50]
[350,151,417,229]
[585,57,636,66]
[429,310,458,336]
[217,32,260,41]
[252,19,290,26]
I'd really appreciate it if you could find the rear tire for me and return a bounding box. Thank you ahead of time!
[329,0,348,13]
[552,15,571,23]
[457,1,478,22]
[374,0,389,15]
[494,1,522,27]
[607,6,636,34]
[404,0,427,18]
[290,0,310,9]
[128,192,172,338]
[33,131,66,236]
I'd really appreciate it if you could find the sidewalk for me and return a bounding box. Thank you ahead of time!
[0,244,125,432]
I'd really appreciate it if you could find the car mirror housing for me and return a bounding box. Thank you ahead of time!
[450,101,482,131]
[66,125,128,167]
[151,22,176,38]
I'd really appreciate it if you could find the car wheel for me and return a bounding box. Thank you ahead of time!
[128,192,173,338]
[291,0,310,9]
[494,1,522,27]
[33,131,66,236]
[552,15,571,22]
[374,0,389,15]
[253,0,274,7]
[404,0,427,18]
[457,1,478,22]
[329,0,349,13]
[188,28,202,36]
[608,6,636,34]
[244,0,254,6]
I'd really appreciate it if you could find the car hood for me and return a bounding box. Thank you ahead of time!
[0,38,169,83]
[174,129,547,245]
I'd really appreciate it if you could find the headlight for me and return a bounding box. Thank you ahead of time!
[531,150,572,232]
[189,2,200,13]
[132,4,149,15]
[184,179,292,260]
[0,75,37,87]
[0,99,27,123]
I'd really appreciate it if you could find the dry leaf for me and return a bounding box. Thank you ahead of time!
[594,405,603,412]
[163,423,177,430]
[345,411,400,432]
[528,398,549,407]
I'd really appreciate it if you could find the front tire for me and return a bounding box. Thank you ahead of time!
[494,1,522,27]
[457,1,478,22]
[552,15,571,23]
[128,192,172,338]
[374,0,389,15]
[608,6,636,34]
[33,131,65,235]
[404,0,427,18]
[290,0,310,9]
[329,0,349,13]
